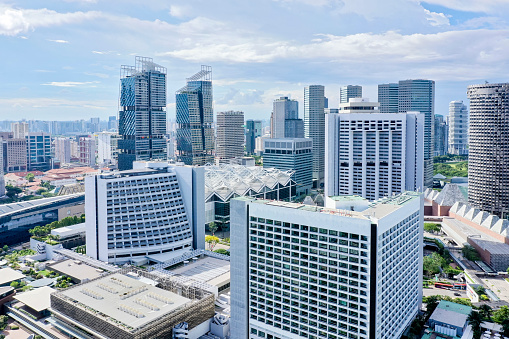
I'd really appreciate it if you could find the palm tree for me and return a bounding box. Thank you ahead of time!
[479,304,492,320]
[468,310,483,338]
[502,319,509,337]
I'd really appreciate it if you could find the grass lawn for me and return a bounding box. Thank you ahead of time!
[38,270,51,277]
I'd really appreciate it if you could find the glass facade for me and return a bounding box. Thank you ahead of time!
[118,56,167,170]
[176,66,214,166]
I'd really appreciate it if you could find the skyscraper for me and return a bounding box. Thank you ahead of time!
[26,132,52,171]
[78,136,96,167]
[245,120,262,155]
[85,161,205,264]
[54,137,71,164]
[304,85,326,188]
[176,66,214,166]
[325,98,424,200]
[377,83,399,113]
[467,83,509,217]
[263,138,313,195]
[96,132,120,166]
[448,101,469,155]
[11,122,29,139]
[0,138,4,197]
[398,79,435,188]
[434,115,448,156]
[230,191,423,339]
[118,56,167,171]
[339,85,362,104]
[216,111,245,162]
[270,97,303,138]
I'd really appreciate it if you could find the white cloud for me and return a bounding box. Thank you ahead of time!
[48,39,70,43]
[424,9,450,26]
[169,5,189,18]
[0,4,101,36]
[421,0,509,13]
[42,81,100,87]
[85,72,110,78]
[0,97,110,109]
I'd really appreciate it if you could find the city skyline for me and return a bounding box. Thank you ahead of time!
[1,1,509,121]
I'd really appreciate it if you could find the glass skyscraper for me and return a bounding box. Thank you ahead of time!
[118,56,167,171]
[176,66,214,166]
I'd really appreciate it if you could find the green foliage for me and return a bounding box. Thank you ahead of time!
[424,223,441,233]
[434,154,468,163]
[29,215,85,239]
[462,245,481,261]
[205,235,220,251]
[0,315,8,331]
[5,185,22,199]
[213,248,230,255]
[468,310,484,339]
[75,245,86,254]
[2,245,8,252]
[423,252,447,277]
[493,306,509,324]
[208,222,218,236]
[40,181,55,191]
[25,173,35,182]
[433,161,468,177]
[10,281,19,288]
[10,324,19,330]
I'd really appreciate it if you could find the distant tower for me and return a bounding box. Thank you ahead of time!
[245,120,262,155]
[434,115,448,156]
[176,66,214,166]
[339,85,362,103]
[448,101,469,155]
[118,56,167,170]
[467,83,509,217]
[11,122,29,139]
[304,85,325,188]
[216,111,245,162]
[270,97,303,138]
[398,79,435,188]
[378,83,399,113]
[54,137,71,164]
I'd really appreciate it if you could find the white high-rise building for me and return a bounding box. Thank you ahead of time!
[54,137,71,164]
[216,111,245,161]
[325,98,424,200]
[304,85,325,187]
[448,100,469,155]
[339,85,362,104]
[96,132,120,166]
[11,122,29,139]
[230,192,423,339]
[85,161,205,264]
[79,137,96,167]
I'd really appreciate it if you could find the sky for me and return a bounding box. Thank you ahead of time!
[1,0,509,121]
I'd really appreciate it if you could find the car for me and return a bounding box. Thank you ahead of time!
[454,292,461,296]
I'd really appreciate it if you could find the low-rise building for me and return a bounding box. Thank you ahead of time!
[427,300,472,337]
[0,267,26,287]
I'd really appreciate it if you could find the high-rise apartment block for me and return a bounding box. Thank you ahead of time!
[176,66,214,166]
[270,97,303,139]
[26,132,52,171]
[377,83,399,114]
[434,115,448,156]
[97,132,120,167]
[379,80,435,188]
[325,99,424,200]
[0,132,27,172]
[448,101,469,155]
[263,138,313,195]
[11,122,29,139]
[85,161,205,264]
[0,140,4,196]
[216,111,245,162]
[304,85,326,188]
[340,85,362,104]
[54,137,71,164]
[246,120,263,155]
[467,83,509,217]
[78,137,96,167]
[118,57,167,170]
[230,192,423,339]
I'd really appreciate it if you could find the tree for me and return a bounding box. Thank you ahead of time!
[462,245,481,261]
[208,222,218,236]
[423,252,446,277]
[493,306,509,324]
[25,173,35,182]
[479,304,493,320]
[5,185,22,199]
[424,223,441,234]
[424,295,440,320]
[10,281,19,288]
[467,310,483,339]
[214,248,230,256]
[205,235,220,251]
[0,315,8,331]
[2,245,8,253]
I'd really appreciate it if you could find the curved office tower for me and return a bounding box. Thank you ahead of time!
[176,66,214,166]
[85,161,205,264]
[467,83,509,217]
[118,57,167,170]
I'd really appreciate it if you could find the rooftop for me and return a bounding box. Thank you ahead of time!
[14,286,55,312]
[0,193,84,217]
[51,223,86,239]
[169,256,230,288]
[429,300,472,328]
[328,195,366,202]
[0,267,25,285]
[59,273,191,331]
[48,259,104,282]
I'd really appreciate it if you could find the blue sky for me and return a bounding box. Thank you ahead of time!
[1,0,509,121]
